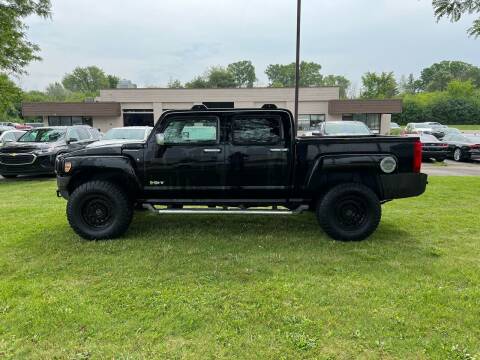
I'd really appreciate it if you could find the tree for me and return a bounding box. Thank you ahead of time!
[0,73,22,119]
[45,82,69,101]
[107,75,119,89]
[0,0,51,75]
[167,79,183,88]
[360,72,398,99]
[433,0,480,37]
[399,74,422,95]
[62,66,118,93]
[227,60,256,88]
[419,61,480,91]
[185,76,209,89]
[205,66,237,88]
[265,61,323,87]
[446,79,476,97]
[322,75,351,98]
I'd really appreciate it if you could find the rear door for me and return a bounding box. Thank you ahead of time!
[144,114,225,197]
[225,112,292,197]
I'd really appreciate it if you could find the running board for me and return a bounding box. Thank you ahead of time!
[143,204,309,215]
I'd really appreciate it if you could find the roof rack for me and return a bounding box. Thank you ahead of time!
[261,104,278,110]
[191,104,208,111]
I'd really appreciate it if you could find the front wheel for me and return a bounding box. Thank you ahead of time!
[316,183,381,242]
[67,181,133,240]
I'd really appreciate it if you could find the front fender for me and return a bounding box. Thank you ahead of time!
[57,155,141,198]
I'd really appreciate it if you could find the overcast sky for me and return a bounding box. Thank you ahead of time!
[18,0,479,91]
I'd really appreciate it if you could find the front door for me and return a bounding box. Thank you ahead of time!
[225,113,292,198]
[144,114,225,198]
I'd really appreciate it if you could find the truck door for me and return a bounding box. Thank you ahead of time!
[225,112,292,197]
[143,114,225,197]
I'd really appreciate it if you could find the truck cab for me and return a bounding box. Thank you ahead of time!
[56,106,427,242]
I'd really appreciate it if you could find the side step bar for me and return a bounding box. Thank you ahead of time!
[143,204,309,215]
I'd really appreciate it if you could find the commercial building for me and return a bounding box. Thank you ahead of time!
[22,87,402,134]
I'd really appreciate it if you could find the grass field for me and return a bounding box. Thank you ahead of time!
[447,125,480,131]
[0,177,479,359]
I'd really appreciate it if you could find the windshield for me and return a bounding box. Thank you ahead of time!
[324,122,372,136]
[18,128,66,143]
[103,128,147,141]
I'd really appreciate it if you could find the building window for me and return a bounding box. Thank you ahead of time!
[298,114,326,131]
[342,113,381,132]
[48,116,93,126]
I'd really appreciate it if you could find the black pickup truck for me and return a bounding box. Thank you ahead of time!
[56,106,427,241]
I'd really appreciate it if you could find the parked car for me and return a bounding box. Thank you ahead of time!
[0,126,100,178]
[0,130,26,148]
[416,134,449,162]
[404,123,445,139]
[56,105,427,242]
[0,125,15,135]
[313,121,373,136]
[87,126,152,147]
[439,127,461,139]
[25,122,45,128]
[443,133,480,162]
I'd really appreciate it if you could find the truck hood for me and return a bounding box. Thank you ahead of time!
[65,142,144,158]
[86,139,145,148]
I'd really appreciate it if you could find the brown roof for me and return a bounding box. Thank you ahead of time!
[328,99,403,115]
[22,102,121,117]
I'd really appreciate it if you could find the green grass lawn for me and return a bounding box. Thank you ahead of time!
[1,177,479,359]
[448,125,480,131]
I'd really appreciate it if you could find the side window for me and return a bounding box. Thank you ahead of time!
[232,116,283,145]
[4,133,16,141]
[77,128,91,140]
[89,128,101,140]
[67,128,80,141]
[162,117,218,144]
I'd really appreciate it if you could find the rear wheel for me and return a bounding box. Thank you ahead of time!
[1,174,17,179]
[67,181,133,240]
[453,148,463,162]
[316,183,381,242]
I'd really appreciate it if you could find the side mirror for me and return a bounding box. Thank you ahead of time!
[155,133,165,146]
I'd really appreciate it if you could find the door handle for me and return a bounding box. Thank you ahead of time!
[270,148,289,153]
[203,148,221,153]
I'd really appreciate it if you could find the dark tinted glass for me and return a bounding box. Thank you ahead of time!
[233,117,283,144]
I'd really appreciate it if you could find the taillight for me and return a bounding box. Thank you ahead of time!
[470,144,480,149]
[441,144,449,148]
[413,139,422,173]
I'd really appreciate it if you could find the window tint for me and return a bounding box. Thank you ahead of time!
[67,128,80,141]
[162,118,218,144]
[4,132,16,141]
[89,128,101,140]
[232,116,283,145]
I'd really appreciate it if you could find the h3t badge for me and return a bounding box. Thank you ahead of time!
[149,180,165,186]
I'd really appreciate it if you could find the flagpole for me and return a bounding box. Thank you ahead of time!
[294,0,302,137]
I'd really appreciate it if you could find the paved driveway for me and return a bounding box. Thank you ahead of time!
[422,159,480,176]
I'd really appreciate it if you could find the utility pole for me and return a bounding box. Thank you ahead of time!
[294,0,302,137]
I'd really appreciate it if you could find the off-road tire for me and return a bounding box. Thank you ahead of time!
[316,183,381,242]
[67,181,133,240]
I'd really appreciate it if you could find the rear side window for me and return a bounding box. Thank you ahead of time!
[162,117,218,144]
[89,128,101,140]
[232,116,283,145]
[77,128,91,140]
